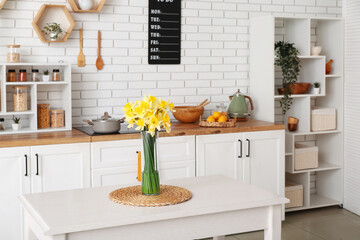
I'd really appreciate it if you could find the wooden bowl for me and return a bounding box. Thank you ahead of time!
[288,123,298,131]
[172,106,204,123]
[278,83,311,95]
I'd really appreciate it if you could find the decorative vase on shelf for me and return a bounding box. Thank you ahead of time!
[78,0,94,10]
[311,46,322,56]
[326,59,333,75]
[141,130,160,195]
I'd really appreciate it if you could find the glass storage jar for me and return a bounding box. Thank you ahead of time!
[37,104,50,129]
[19,69,27,82]
[0,118,5,131]
[6,45,20,63]
[52,69,60,81]
[7,69,17,82]
[31,69,39,82]
[51,109,65,128]
[13,86,28,112]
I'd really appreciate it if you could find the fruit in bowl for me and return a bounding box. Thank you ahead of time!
[207,111,228,123]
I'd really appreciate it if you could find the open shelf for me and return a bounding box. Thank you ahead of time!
[32,4,75,43]
[326,74,342,78]
[68,0,107,13]
[286,130,342,136]
[5,82,68,86]
[274,94,325,99]
[0,0,7,9]
[1,111,34,116]
[286,194,341,212]
[287,161,341,174]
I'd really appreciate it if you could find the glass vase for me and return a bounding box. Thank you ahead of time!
[141,131,160,195]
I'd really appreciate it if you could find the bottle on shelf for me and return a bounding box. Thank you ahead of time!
[7,69,17,82]
[37,104,50,129]
[6,45,21,63]
[52,69,61,81]
[19,69,27,82]
[51,109,65,128]
[31,69,40,82]
[13,86,28,112]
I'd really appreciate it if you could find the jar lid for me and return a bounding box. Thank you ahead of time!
[51,109,64,113]
[53,69,60,72]
[19,69,27,72]
[8,69,16,72]
[0,118,4,122]
[32,69,39,72]
[38,104,50,108]
[7,45,20,48]
[13,86,27,90]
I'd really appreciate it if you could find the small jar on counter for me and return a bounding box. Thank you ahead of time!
[19,69,27,82]
[52,69,60,81]
[31,69,40,82]
[51,109,65,128]
[7,69,17,82]
[13,86,28,112]
[0,118,5,131]
[37,104,50,129]
[6,45,20,63]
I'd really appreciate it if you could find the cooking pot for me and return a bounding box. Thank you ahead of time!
[83,112,125,134]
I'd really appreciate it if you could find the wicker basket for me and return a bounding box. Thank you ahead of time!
[285,181,304,208]
[311,107,336,131]
[294,143,318,170]
[199,119,236,128]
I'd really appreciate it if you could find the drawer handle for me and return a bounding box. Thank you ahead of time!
[238,140,242,158]
[35,154,39,176]
[136,151,141,182]
[246,139,250,158]
[24,155,28,177]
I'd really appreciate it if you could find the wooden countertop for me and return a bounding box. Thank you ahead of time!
[0,129,91,148]
[0,119,284,147]
[91,119,285,142]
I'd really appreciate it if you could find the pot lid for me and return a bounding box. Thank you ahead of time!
[92,112,120,122]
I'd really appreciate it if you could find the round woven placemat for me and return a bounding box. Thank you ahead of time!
[109,185,192,207]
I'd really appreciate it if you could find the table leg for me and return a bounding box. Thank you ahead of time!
[213,236,225,240]
[264,205,282,240]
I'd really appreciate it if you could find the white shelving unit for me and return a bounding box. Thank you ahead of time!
[250,16,344,212]
[0,63,72,135]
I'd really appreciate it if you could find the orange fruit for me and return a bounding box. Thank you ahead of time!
[207,116,216,122]
[212,111,221,120]
[218,115,227,123]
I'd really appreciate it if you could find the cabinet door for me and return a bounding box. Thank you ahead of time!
[243,130,285,196]
[0,147,30,240]
[196,133,243,179]
[31,143,91,193]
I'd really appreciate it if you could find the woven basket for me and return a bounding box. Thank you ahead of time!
[311,107,336,131]
[199,119,236,128]
[294,143,318,170]
[285,181,304,208]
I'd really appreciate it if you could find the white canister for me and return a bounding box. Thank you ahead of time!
[78,0,94,10]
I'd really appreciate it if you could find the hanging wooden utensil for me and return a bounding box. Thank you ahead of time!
[96,30,104,70]
[77,28,85,67]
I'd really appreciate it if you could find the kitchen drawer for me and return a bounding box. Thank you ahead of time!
[158,135,195,163]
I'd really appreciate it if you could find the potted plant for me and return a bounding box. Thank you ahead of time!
[12,116,21,131]
[42,70,50,82]
[313,82,320,94]
[42,22,63,41]
[275,41,301,114]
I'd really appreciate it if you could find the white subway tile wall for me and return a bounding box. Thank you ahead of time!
[0,0,341,125]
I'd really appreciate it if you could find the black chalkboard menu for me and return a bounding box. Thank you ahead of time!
[148,0,181,64]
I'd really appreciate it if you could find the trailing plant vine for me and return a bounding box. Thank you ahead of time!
[275,41,301,114]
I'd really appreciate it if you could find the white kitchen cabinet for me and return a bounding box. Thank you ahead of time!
[31,143,91,193]
[196,130,285,197]
[0,143,91,240]
[0,147,30,240]
[91,136,196,187]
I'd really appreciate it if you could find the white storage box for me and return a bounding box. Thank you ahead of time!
[294,143,319,170]
[311,107,337,131]
[285,181,304,208]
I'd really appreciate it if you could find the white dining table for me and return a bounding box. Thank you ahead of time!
[19,175,288,240]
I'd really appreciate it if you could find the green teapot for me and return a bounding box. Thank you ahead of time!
[227,89,254,119]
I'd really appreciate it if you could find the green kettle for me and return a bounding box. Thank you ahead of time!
[227,89,254,119]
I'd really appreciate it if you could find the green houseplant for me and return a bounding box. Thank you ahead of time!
[275,41,301,114]
[12,116,21,131]
[42,22,63,41]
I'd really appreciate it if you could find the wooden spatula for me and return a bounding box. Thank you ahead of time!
[96,30,104,70]
[77,28,85,67]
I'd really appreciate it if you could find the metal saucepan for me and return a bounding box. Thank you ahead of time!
[83,112,125,134]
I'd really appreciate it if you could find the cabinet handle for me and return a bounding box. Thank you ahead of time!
[238,140,242,158]
[35,154,39,176]
[24,155,28,176]
[246,139,250,158]
[136,151,141,182]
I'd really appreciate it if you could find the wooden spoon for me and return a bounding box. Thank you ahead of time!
[77,28,85,67]
[96,30,104,70]
[198,99,208,107]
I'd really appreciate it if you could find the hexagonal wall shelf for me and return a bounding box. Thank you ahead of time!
[0,0,8,9]
[32,4,75,43]
[68,0,106,13]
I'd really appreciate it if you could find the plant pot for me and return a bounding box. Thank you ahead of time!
[49,32,60,41]
[311,46,322,56]
[42,75,50,82]
[313,88,320,94]
[78,0,94,10]
[12,123,21,131]
[278,83,311,95]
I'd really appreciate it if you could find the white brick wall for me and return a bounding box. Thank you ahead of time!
[0,0,342,125]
